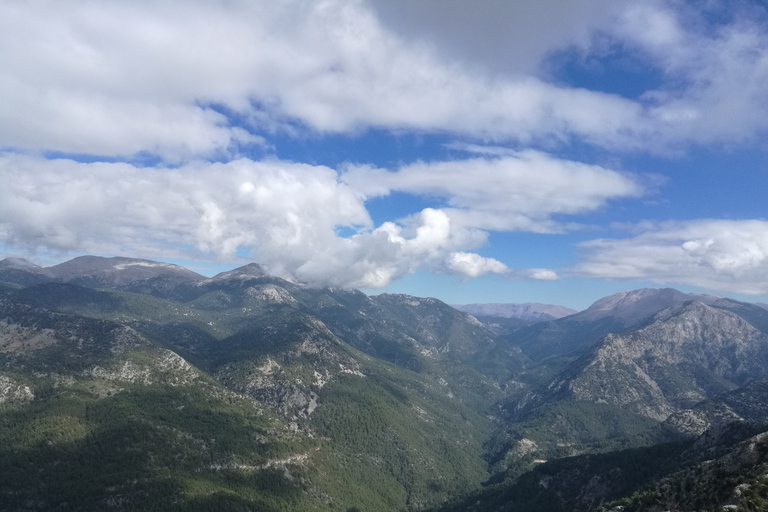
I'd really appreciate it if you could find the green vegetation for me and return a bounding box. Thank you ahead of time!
[0,382,324,511]
[4,277,768,511]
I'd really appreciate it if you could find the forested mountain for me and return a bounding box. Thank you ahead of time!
[2,255,768,511]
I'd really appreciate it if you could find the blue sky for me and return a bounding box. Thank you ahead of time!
[2,0,768,310]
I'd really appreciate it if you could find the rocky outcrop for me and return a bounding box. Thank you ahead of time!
[0,373,34,403]
[552,302,768,420]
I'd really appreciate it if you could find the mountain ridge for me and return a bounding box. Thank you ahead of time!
[4,253,768,510]
[452,302,577,321]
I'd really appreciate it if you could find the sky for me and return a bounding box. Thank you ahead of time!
[2,0,768,310]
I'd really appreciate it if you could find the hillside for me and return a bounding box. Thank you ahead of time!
[0,261,506,510]
[433,421,768,512]
[546,301,768,421]
[3,256,768,511]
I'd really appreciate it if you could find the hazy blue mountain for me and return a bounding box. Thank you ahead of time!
[0,257,55,287]
[452,303,577,321]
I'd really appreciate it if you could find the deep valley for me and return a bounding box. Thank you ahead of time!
[2,255,768,512]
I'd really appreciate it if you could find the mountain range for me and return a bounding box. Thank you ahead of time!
[2,255,768,511]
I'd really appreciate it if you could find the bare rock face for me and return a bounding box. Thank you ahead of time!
[0,373,34,403]
[554,301,768,420]
[213,315,365,420]
[660,379,768,437]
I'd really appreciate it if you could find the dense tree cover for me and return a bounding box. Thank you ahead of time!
[597,428,768,512]
[0,284,501,511]
[311,371,494,510]
[4,279,768,512]
[0,382,325,511]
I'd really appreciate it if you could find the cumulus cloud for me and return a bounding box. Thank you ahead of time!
[5,0,766,158]
[343,150,644,233]
[0,155,567,288]
[4,0,766,295]
[446,252,508,278]
[573,219,768,294]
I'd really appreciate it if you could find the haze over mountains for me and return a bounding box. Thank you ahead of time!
[2,254,768,511]
[452,303,577,322]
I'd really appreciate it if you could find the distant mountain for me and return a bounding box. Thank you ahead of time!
[542,301,768,421]
[0,257,44,270]
[452,303,577,322]
[202,262,267,282]
[576,287,721,323]
[49,255,205,293]
[507,288,741,362]
[0,255,205,297]
[0,257,54,287]
[8,254,768,510]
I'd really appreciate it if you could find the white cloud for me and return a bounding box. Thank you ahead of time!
[343,150,644,233]
[613,1,768,147]
[521,268,560,281]
[1,154,564,288]
[0,153,367,266]
[573,219,768,294]
[8,0,766,157]
[446,252,507,278]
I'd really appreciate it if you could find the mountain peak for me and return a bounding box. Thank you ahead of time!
[208,263,267,282]
[0,257,44,270]
[578,288,720,325]
[47,255,204,285]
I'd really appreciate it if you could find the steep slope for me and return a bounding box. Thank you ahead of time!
[2,273,506,510]
[434,422,768,512]
[599,428,768,512]
[544,301,768,421]
[364,293,529,379]
[0,294,332,511]
[661,378,768,437]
